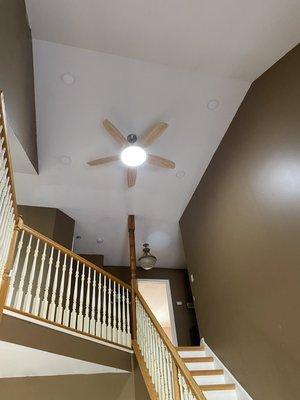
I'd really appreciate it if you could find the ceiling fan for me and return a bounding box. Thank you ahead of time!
[87,119,175,187]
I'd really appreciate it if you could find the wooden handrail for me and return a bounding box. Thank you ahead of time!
[21,223,131,290]
[0,91,19,221]
[136,290,206,400]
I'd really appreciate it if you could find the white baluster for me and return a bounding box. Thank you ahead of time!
[48,250,61,321]
[165,351,173,400]
[162,344,169,400]
[147,320,154,382]
[182,375,189,400]
[14,234,32,310]
[70,260,79,329]
[122,286,126,345]
[150,324,156,387]
[55,253,67,323]
[112,281,117,342]
[158,338,164,400]
[101,275,107,339]
[126,288,131,347]
[96,273,102,337]
[90,269,96,335]
[0,200,13,268]
[40,246,54,319]
[77,263,85,331]
[117,283,122,344]
[2,202,13,264]
[154,329,160,392]
[23,238,40,312]
[107,278,112,340]
[0,184,10,246]
[32,242,47,316]
[63,257,73,327]
[83,267,91,333]
[6,230,24,307]
[0,195,11,254]
[178,372,184,400]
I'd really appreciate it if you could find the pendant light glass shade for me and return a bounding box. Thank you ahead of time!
[138,243,157,270]
[121,145,147,167]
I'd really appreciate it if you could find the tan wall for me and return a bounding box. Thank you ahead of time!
[0,373,134,400]
[0,0,38,171]
[180,44,300,400]
[18,205,75,249]
[0,368,151,400]
[0,313,132,371]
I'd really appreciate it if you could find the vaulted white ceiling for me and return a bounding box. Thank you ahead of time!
[15,1,299,267]
[25,0,300,81]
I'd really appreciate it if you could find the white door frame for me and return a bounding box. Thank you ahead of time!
[138,278,178,346]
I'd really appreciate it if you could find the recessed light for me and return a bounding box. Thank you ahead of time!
[176,170,185,179]
[96,237,104,244]
[61,72,75,85]
[58,155,72,165]
[207,99,219,110]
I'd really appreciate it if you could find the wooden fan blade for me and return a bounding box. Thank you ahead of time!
[147,154,175,169]
[127,167,137,187]
[103,119,128,146]
[87,155,119,166]
[140,122,168,147]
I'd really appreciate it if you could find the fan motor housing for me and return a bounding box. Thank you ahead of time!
[127,134,137,144]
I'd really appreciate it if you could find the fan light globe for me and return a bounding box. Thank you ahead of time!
[121,146,147,167]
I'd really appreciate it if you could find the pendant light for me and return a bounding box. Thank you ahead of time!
[138,243,157,270]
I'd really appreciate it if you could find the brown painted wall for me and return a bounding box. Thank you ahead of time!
[18,205,75,249]
[80,254,104,267]
[0,0,38,171]
[103,266,199,346]
[0,313,132,371]
[180,44,300,400]
[53,209,76,249]
[0,373,134,400]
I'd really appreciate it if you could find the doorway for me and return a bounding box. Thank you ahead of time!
[138,279,178,346]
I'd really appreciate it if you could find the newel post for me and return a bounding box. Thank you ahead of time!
[128,215,137,340]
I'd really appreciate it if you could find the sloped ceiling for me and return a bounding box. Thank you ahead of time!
[14,1,299,267]
[15,40,249,267]
[25,0,300,81]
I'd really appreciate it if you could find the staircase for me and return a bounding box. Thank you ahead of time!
[0,91,253,400]
[178,345,237,400]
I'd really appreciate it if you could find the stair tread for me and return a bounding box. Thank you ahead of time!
[176,345,205,351]
[199,384,236,391]
[182,356,214,363]
[191,369,224,376]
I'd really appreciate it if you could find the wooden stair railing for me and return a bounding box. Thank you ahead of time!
[5,223,132,349]
[134,291,206,400]
[0,92,19,317]
[128,215,206,400]
[0,89,206,398]
[0,91,132,349]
